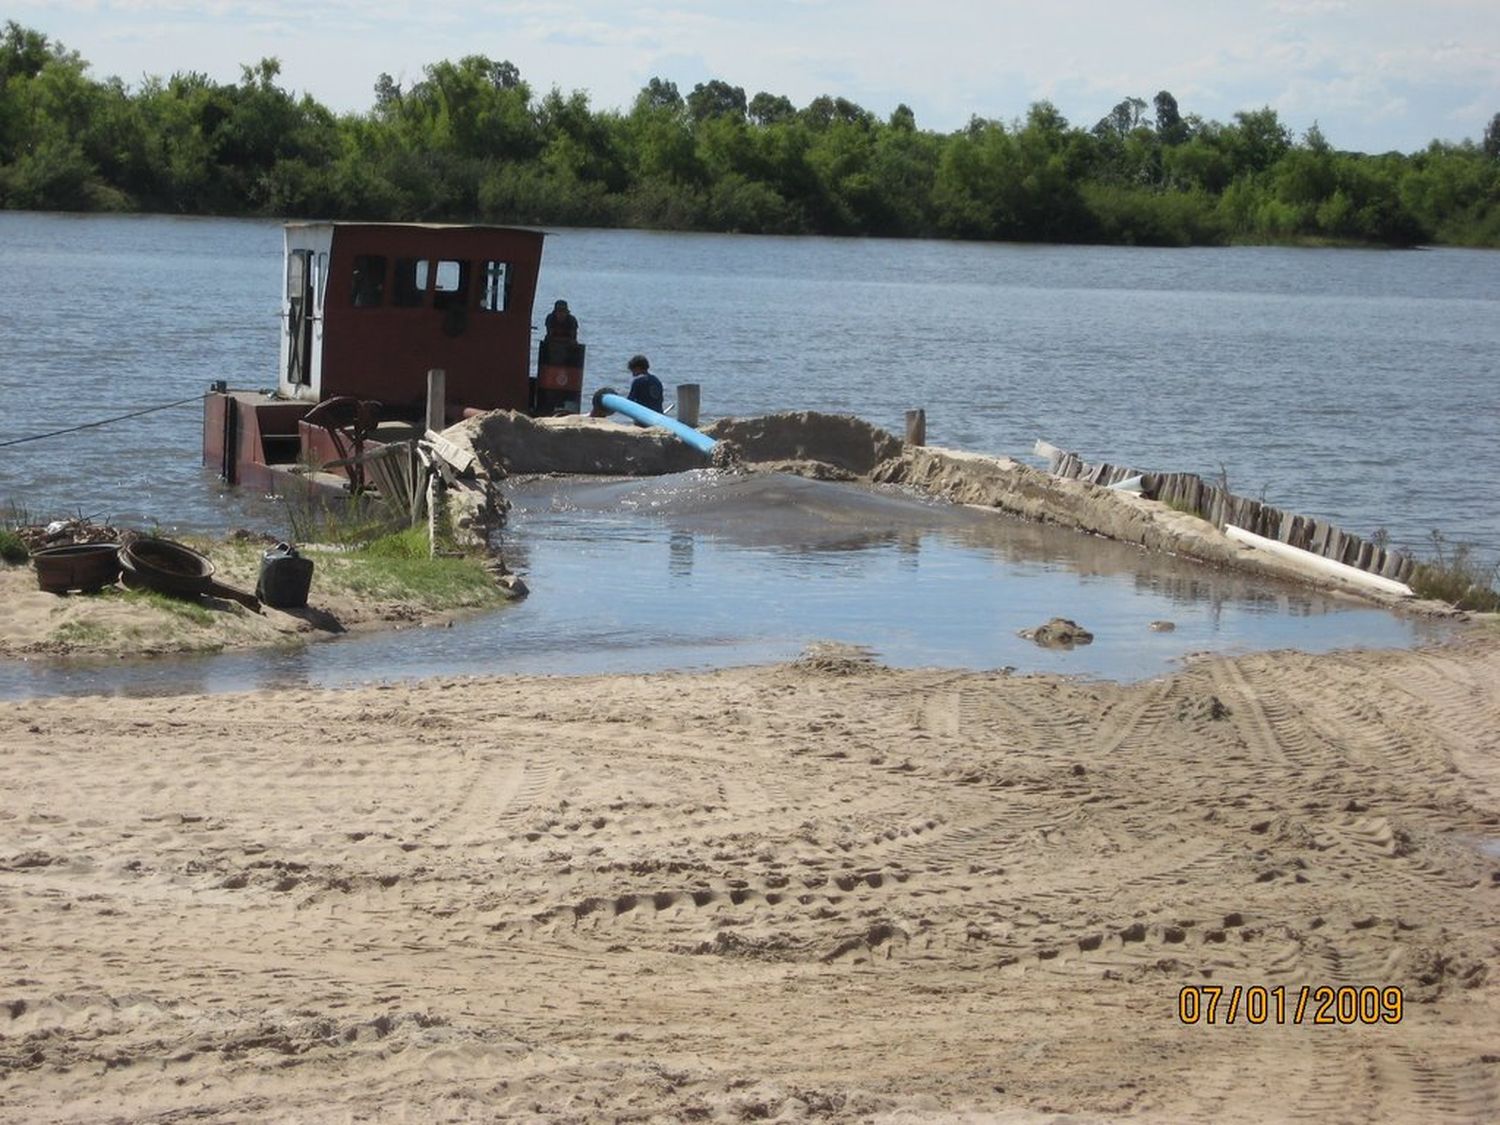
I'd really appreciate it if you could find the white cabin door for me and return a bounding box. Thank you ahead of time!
[285,250,315,388]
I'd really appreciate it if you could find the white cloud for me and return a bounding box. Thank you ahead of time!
[9,0,1499,150]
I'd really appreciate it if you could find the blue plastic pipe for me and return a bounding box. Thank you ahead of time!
[599,392,717,455]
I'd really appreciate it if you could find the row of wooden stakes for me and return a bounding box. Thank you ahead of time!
[1046,451,1418,585]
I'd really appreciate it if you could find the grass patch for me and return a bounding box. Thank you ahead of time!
[43,589,217,652]
[1,502,32,563]
[321,548,501,609]
[1411,533,1500,612]
[112,587,216,627]
[0,529,27,564]
[280,475,409,548]
[189,528,502,613]
[269,489,499,611]
[359,525,432,559]
[52,620,112,646]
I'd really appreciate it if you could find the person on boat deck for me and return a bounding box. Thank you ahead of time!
[544,300,578,341]
[626,354,664,415]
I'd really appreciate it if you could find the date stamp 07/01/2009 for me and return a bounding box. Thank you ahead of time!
[1178,985,1404,1026]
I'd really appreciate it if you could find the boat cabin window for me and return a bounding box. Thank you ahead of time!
[431,259,469,310]
[286,250,309,302]
[351,255,387,307]
[393,258,430,307]
[315,251,329,310]
[480,260,510,313]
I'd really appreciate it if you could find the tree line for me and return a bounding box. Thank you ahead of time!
[3,22,1499,247]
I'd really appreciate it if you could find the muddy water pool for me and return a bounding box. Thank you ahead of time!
[0,473,1447,699]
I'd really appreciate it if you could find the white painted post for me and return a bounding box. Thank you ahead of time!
[677,383,701,427]
[425,368,447,435]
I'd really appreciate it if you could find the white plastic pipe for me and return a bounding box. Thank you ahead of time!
[1224,524,1414,598]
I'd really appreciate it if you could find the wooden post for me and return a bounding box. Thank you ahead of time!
[905,409,926,447]
[425,368,446,434]
[677,383,701,428]
[1309,520,1329,557]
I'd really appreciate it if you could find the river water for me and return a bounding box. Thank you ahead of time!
[0,213,1492,692]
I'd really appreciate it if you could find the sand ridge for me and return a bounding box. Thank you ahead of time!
[1,634,1498,1121]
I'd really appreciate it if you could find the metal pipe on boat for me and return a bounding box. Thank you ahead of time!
[597,392,717,455]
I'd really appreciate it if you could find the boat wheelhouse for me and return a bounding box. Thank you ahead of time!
[204,222,584,491]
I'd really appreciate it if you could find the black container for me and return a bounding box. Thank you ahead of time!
[256,543,314,609]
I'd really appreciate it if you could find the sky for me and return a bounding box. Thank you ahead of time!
[12,0,1500,154]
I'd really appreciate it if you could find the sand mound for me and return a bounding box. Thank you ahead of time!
[445,409,903,481]
[703,412,903,476]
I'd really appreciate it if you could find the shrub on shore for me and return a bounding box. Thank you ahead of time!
[1411,532,1500,612]
[0,529,26,564]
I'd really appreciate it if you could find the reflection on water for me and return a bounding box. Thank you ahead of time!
[0,473,1447,701]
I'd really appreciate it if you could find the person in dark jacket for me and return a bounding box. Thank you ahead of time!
[544,299,578,341]
[626,354,664,415]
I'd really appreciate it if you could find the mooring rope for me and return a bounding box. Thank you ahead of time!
[0,393,209,449]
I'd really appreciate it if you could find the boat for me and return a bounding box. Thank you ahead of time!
[203,222,585,492]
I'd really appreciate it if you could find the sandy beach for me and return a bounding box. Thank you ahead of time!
[1,628,1497,1122]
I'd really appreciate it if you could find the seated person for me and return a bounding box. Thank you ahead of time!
[626,354,664,415]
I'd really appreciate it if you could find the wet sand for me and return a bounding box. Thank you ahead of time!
[2,633,1498,1121]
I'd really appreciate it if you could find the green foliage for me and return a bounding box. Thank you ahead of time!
[1082,183,1222,246]
[687,79,746,123]
[322,544,501,609]
[0,528,27,563]
[281,483,402,547]
[2,21,1498,249]
[0,502,35,563]
[1411,532,1500,612]
[52,619,110,646]
[748,91,794,127]
[1154,91,1188,147]
[359,525,432,559]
